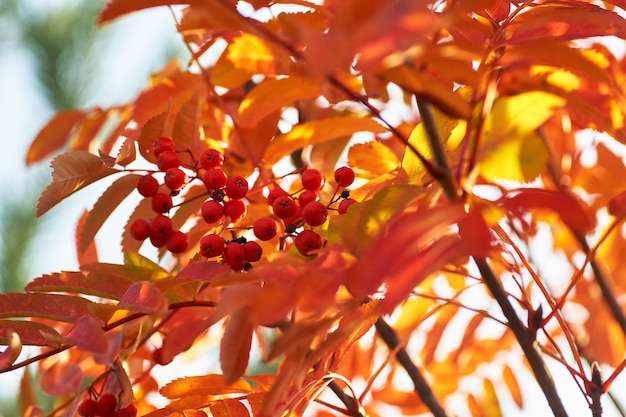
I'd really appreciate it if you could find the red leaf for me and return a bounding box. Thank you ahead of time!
[64,315,109,354]
[176,260,228,281]
[0,320,62,347]
[209,399,251,417]
[0,293,92,322]
[118,281,168,314]
[0,331,21,370]
[26,270,132,300]
[608,189,626,218]
[113,138,137,167]
[76,210,99,267]
[220,309,254,384]
[36,151,119,217]
[26,110,87,164]
[40,362,83,396]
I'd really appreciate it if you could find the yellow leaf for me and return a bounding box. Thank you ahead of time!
[212,52,252,89]
[264,117,387,166]
[160,375,252,399]
[481,379,503,417]
[348,141,399,177]
[227,33,289,76]
[479,131,549,182]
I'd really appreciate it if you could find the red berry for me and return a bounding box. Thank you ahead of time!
[116,404,138,417]
[301,168,325,191]
[157,151,181,171]
[77,398,98,417]
[243,241,263,262]
[201,200,224,224]
[272,195,298,219]
[166,230,188,254]
[97,393,118,416]
[294,230,323,256]
[253,218,277,241]
[149,214,173,242]
[153,137,175,157]
[203,168,228,190]
[199,234,225,258]
[284,205,303,227]
[130,219,150,241]
[267,187,289,205]
[302,201,328,226]
[225,176,249,200]
[137,174,159,197]
[338,198,357,214]
[164,167,186,191]
[200,148,224,170]
[334,166,355,187]
[298,190,318,208]
[151,192,173,213]
[224,199,247,222]
[223,242,246,268]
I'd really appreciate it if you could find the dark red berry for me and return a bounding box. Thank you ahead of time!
[338,198,357,214]
[116,404,138,417]
[284,205,303,227]
[201,200,224,224]
[224,242,246,269]
[272,195,298,219]
[153,137,175,157]
[166,230,188,254]
[130,219,151,241]
[97,393,118,416]
[301,168,325,191]
[164,167,186,191]
[243,241,263,262]
[302,201,328,226]
[199,234,225,258]
[225,176,249,200]
[224,199,247,222]
[334,166,355,187]
[295,230,323,256]
[203,168,228,190]
[77,398,98,417]
[298,190,318,208]
[149,214,173,242]
[253,218,277,241]
[200,148,224,170]
[157,151,181,171]
[267,187,289,205]
[151,192,173,213]
[137,174,159,197]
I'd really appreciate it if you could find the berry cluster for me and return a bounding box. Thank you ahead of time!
[77,394,136,417]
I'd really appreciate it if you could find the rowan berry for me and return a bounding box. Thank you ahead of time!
[284,205,303,227]
[200,148,224,170]
[152,137,175,157]
[253,217,277,241]
[149,215,173,242]
[267,187,289,205]
[166,230,188,254]
[295,230,323,256]
[303,201,328,226]
[211,189,226,202]
[225,175,249,200]
[334,166,355,187]
[130,219,151,241]
[201,200,224,224]
[243,241,263,262]
[151,192,173,213]
[77,398,98,417]
[272,195,298,219]
[224,199,247,222]
[223,242,246,269]
[157,151,181,171]
[136,174,159,197]
[302,168,325,191]
[298,190,318,208]
[203,168,228,190]
[97,393,118,416]
[199,234,225,258]
[338,198,357,214]
[165,167,186,191]
[116,404,138,417]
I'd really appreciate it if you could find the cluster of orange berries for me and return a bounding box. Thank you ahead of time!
[77,394,136,417]
[129,136,357,268]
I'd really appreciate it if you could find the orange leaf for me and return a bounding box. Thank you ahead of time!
[64,314,108,355]
[160,375,252,399]
[26,110,87,164]
[76,210,99,267]
[209,399,251,417]
[40,362,83,396]
[113,138,137,167]
[118,281,168,314]
[502,365,524,408]
[220,310,254,384]
[0,320,61,347]
[36,151,119,217]
[227,33,291,76]
[173,93,207,163]
[98,0,209,25]
[26,270,132,300]
[0,331,21,370]
[0,293,92,322]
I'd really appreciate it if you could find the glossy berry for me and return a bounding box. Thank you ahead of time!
[224,199,247,222]
[267,187,289,205]
[298,190,318,208]
[302,201,328,226]
[295,230,323,256]
[199,234,225,258]
[151,192,173,213]
[338,198,357,214]
[272,195,298,219]
[153,137,175,157]
[223,242,246,269]
[301,168,325,191]
[200,148,224,170]
[77,398,98,417]
[253,218,277,241]
[116,404,138,417]
[334,166,355,187]
[137,174,159,197]
[97,393,118,416]
[284,205,303,227]
[130,219,150,241]
[203,168,228,190]
[201,200,224,224]
[157,151,181,171]
[243,241,263,262]
[149,215,173,242]
[225,176,249,200]
[166,230,188,254]
[165,167,186,191]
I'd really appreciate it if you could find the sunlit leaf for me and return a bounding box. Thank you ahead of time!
[98,0,208,25]
[608,189,626,218]
[40,362,83,396]
[76,210,99,267]
[209,399,250,417]
[26,110,87,164]
[118,281,169,314]
[0,293,92,322]
[503,365,524,408]
[220,310,254,384]
[348,141,399,177]
[0,331,21,370]
[227,33,291,76]
[160,374,252,399]
[64,315,108,354]
[0,320,61,347]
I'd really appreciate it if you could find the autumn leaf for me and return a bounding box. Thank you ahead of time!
[0,320,62,347]
[117,281,169,314]
[347,141,399,177]
[220,310,254,384]
[227,32,292,76]
[160,374,252,399]
[64,314,109,355]
[0,331,22,370]
[98,0,208,25]
[26,110,87,164]
[0,293,93,322]
[40,362,83,396]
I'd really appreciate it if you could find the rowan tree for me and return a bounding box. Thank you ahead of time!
[3,0,626,416]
